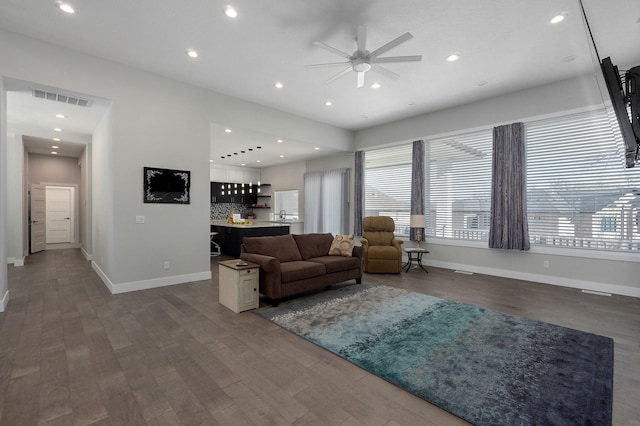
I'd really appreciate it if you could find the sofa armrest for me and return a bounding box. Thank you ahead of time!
[360,237,369,252]
[239,253,279,273]
[352,245,364,259]
[391,238,404,252]
[239,253,283,300]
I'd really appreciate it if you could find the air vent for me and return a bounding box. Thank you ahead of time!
[32,89,91,107]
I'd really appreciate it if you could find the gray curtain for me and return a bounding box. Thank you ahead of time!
[304,168,350,235]
[410,140,425,241]
[489,123,530,250]
[354,151,364,236]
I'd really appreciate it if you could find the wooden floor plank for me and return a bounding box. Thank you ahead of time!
[0,248,637,425]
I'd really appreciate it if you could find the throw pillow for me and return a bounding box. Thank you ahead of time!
[328,234,355,257]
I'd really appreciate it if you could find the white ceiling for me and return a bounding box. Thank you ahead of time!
[1,0,639,166]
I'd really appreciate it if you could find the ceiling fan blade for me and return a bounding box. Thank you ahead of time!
[325,66,353,84]
[357,71,365,88]
[356,25,367,53]
[371,64,400,80]
[305,61,351,69]
[373,55,422,63]
[312,41,352,59]
[369,32,413,58]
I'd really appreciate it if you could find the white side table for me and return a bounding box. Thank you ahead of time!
[218,260,259,313]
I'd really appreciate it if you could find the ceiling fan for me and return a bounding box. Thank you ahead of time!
[305,25,422,88]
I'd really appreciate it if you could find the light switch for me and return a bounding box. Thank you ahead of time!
[135,215,145,224]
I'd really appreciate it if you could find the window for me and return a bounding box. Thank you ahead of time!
[364,145,412,236]
[274,190,299,220]
[425,130,493,241]
[526,110,640,251]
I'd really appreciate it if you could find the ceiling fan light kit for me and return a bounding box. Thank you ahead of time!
[306,25,422,88]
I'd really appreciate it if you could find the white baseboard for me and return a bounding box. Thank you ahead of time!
[81,247,93,261]
[6,257,25,266]
[91,261,211,294]
[0,290,9,312]
[426,259,640,298]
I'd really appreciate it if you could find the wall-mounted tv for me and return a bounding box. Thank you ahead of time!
[600,57,640,168]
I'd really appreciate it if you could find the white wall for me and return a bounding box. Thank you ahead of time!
[5,133,24,266]
[353,74,640,298]
[1,28,353,294]
[0,78,8,311]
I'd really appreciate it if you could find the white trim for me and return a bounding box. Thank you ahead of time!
[92,261,211,294]
[424,237,640,263]
[5,257,24,266]
[81,247,93,261]
[0,290,9,312]
[424,258,640,298]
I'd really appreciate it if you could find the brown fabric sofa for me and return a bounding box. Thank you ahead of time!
[239,233,363,305]
[360,216,404,273]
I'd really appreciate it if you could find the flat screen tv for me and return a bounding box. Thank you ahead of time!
[600,57,640,168]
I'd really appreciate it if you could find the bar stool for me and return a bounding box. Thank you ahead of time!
[210,232,221,256]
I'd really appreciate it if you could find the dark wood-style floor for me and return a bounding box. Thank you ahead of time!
[1,249,638,425]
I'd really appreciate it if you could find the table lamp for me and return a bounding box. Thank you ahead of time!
[410,214,426,249]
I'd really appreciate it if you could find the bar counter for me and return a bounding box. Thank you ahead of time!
[211,221,290,257]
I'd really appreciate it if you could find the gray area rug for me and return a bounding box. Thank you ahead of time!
[255,283,613,425]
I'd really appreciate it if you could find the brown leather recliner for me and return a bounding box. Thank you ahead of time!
[361,216,403,273]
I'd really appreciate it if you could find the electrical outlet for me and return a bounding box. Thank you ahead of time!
[543,260,549,268]
[135,215,145,224]
[163,261,170,270]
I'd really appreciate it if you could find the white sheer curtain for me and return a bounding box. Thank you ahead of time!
[304,168,350,234]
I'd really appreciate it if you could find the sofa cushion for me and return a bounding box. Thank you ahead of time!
[362,231,395,246]
[368,245,400,260]
[328,234,355,257]
[308,256,360,274]
[280,261,326,283]
[292,233,334,260]
[242,234,302,263]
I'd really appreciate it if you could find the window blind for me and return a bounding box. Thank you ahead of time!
[526,109,640,251]
[364,145,412,236]
[425,130,493,240]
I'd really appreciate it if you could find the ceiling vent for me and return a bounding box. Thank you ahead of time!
[32,88,92,107]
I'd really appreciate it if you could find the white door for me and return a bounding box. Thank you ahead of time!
[30,184,46,253]
[46,186,72,244]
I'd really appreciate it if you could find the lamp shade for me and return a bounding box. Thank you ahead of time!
[410,214,425,228]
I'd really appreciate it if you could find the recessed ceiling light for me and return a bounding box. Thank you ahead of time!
[53,127,63,132]
[224,5,238,18]
[51,151,58,155]
[371,82,381,89]
[279,155,285,158]
[241,163,246,166]
[53,138,61,141]
[209,160,213,163]
[58,3,75,14]
[186,49,199,58]
[324,100,332,107]
[55,113,65,118]
[256,159,261,163]
[224,128,232,133]
[276,139,283,143]
[550,14,566,24]
[446,53,460,62]
[274,82,283,89]
[314,147,320,151]
[52,145,59,149]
